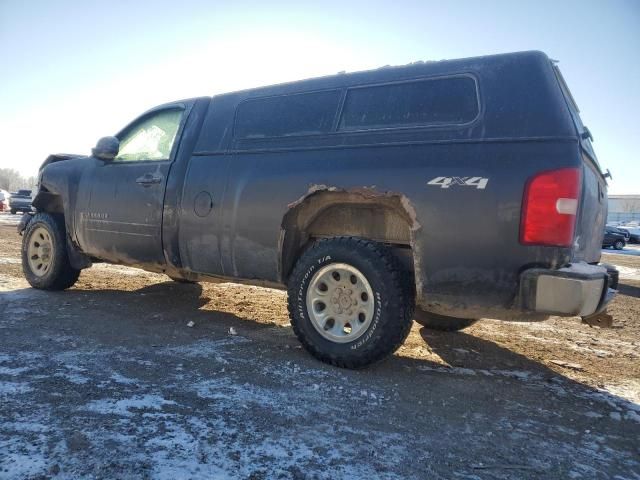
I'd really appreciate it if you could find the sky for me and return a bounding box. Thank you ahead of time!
[0,0,638,193]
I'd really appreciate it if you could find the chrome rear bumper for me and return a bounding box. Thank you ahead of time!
[519,262,618,317]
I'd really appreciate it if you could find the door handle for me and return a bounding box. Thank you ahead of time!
[136,173,163,187]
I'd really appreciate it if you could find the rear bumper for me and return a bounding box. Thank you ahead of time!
[519,262,618,317]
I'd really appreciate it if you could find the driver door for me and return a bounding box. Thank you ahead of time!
[78,106,184,266]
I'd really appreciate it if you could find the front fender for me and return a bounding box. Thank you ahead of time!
[34,155,89,219]
[29,155,93,269]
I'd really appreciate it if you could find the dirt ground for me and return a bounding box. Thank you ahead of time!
[1,212,639,479]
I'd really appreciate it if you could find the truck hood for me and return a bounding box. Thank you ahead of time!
[39,153,88,172]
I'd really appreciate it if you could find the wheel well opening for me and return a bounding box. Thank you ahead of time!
[32,188,64,214]
[280,188,420,283]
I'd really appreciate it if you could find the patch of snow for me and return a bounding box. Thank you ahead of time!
[194,378,295,413]
[583,411,603,419]
[614,265,640,280]
[1,421,49,433]
[602,244,640,257]
[0,212,21,225]
[0,381,33,395]
[0,366,31,376]
[486,369,534,380]
[53,371,90,385]
[0,451,47,479]
[0,257,20,264]
[417,365,538,381]
[572,386,640,424]
[140,413,407,480]
[161,337,250,359]
[624,410,640,423]
[109,372,139,385]
[84,394,177,417]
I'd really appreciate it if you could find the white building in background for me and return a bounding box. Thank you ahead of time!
[608,195,640,223]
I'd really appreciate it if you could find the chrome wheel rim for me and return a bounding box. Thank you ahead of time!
[27,226,54,277]
[306,263,375,343]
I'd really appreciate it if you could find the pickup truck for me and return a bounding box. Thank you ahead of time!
[18,51,618,368]
[9,189,33,214]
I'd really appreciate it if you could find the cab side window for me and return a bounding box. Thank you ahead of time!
[234,90,341,139]
[115,108,183,162]
[339,76,479,131]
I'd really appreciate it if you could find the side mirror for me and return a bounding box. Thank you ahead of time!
[92,136,120,161]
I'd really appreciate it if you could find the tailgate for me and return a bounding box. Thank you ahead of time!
[10,196,31,206]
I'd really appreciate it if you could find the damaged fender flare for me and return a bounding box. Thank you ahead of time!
[17,212,35,235]
[279,185,423,287]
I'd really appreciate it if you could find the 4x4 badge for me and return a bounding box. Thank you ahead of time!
[427,176,489,190]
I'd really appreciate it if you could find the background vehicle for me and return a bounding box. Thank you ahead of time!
[618,225,640,244]
[0,189,9,212]
[18,51,617,368]
[9,189,33,214]
[602,229,626,250]
[605,225,630,242]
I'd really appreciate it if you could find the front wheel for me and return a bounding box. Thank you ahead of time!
[414,310,477,332]
[614,240,625,250]
[10,209,16,215]
[21,213,80,290]
[287,237,414,368]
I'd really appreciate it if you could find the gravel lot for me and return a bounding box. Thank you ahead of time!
[1,212,639,479]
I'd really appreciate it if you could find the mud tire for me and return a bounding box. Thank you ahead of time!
[21,213,80,290]
[287,236,414,368]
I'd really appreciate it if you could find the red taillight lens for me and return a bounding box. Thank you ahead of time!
[520,167,582,247]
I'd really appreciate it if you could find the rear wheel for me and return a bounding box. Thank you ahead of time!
[287,236,414,368]
[21,213,80,290]
[414,310,477,332]
[613,240,624,250]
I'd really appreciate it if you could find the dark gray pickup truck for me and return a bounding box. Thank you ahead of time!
[9,189,33,214]
[19,51,617,368]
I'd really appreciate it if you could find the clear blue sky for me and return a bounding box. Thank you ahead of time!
[1,0,638,193]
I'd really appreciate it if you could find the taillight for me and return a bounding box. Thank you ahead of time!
[520,167,582,247]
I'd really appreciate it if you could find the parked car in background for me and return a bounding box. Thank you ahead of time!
[605,225,630,242]
[618,225,640,244]
[9,189,33,214]
[602,229,626,250]
[0,189,10,212]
